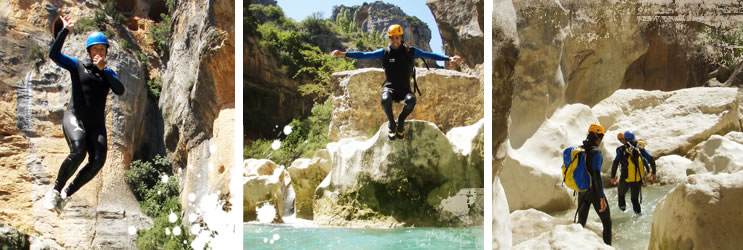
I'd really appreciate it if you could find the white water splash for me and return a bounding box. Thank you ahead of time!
[173,226,182,236]
[189,193,196,202]
[209,144,217,154]
[190,224,201,235]
[161,175,169,183]
[271,140,281,150]
[272,234,280,241]
[189,192,239,250]
[256,204,276,224]
[189,213,198,223]
[169,211,177,223]
[165,227,171,236]
[128,226,137,235]
[283,125,293,135]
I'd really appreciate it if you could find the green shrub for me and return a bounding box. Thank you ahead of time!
[120,39,130,51]
[151,13,172,56]
[244,99,332,166]
[104,0,126,26]
[124,155,193,249]
[28,43,45,62]
[147,76,163,99]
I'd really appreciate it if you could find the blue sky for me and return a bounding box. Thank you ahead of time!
[275,0,445,57]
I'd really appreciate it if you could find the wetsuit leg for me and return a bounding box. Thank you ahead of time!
[577,191,612,245]
[64,127,107,197]
[617,179,629,211]
[576,191,591,226]
[381,88,396,131]
[591,194,612,245]
[630,182,641,214]
[54,111,88,192]
[396,92,416,131]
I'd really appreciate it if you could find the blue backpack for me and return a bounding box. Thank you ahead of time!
[561,147,592,192]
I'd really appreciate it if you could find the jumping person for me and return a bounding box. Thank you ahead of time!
[575,124,612,245]
[611,131,657,214]
[43,16,125,214]
[331,24,462,140]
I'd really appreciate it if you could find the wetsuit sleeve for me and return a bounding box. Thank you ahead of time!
[345,49,384,60]
[641,148,657,174]
[611,147,622,178]
[49,28,79,71]
[103,68,125,95]
[592,150,606,198]
[413,47,450,61]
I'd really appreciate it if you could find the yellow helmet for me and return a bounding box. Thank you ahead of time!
[588,124,605,135]
[638,141,646,147]
[387,24,403,37]
[617,132,624,140]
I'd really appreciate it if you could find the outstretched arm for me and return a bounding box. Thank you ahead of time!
[103,68,125,95]
[413,48,462,63]
[49,16,78,71]
[331,49,384,60]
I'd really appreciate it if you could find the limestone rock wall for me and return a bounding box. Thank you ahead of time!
[427,0,484,69]
[328,68,483,141]
[159,0,235,236]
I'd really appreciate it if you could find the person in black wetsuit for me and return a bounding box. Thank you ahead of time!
[43,16,125,214]
[611,130,657,215]
[576,124,612,245]
[331,24,463,140]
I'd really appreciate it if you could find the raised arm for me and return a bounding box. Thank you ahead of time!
[413,48,462,63]
[331,49,384,60]
[103,68,125,95]
[49,27,78,71]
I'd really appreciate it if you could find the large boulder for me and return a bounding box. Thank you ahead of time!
[243,159,293,222]
[687,132,743,174]
[593,88,741,162]
[328,68,483,141]
[314,120,483,227]
[511,209,609,249]
[654,155,702,185]
[426,0,484,69]
[649,171,743,250]
[287,150,331,219]
[502,104,599,212]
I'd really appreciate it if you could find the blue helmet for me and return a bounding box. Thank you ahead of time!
[86,32,109,49]
[623,131,636,141]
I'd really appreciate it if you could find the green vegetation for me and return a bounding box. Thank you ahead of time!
[28,43,45,62]
[705,26,743,68]
[104,0,126,26]
[147,76,163,99]
[124,155,192,249]
[248,4,355,101]
[151,13,172,56]
[73,11,109,34]
[244,99,332,166]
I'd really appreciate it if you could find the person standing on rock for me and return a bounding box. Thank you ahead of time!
[331,24,462,140]
[576,124,612,245]
[610,130,657,215]
[43,15,125,214]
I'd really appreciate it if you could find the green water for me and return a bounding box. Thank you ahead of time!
[554,183,676,250]
[243,224,484,249]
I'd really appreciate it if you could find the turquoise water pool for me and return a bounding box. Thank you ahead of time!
[553,183,676,250]
[244,224,484,249]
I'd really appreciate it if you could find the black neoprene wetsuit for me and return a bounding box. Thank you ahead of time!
[576,139,612,245]
[345,45,449,133]
[49,28,125,197]
[611,142,657,214]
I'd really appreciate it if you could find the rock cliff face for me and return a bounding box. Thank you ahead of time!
[328,68,482,141]
[314,120,484,227]
[427,0,484,69]
[507,0,743,148]
[0,0,234,248]
[0,1,155,248]
[331,1,434,54]
[159,0,235,241]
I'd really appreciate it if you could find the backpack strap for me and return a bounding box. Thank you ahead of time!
[382,47,390,87]
[406,46,425,96]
